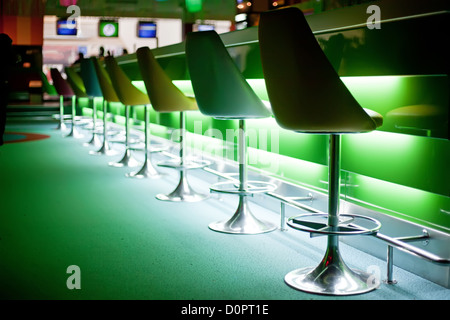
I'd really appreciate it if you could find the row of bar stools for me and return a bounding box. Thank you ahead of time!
[52,10,383,297]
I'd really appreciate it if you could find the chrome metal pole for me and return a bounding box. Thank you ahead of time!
[328,134,341,228]
[56,95,66,130]
[126,105,161,178]
[156,111,207,201]
[280,202,287,231]
[208,119,276,234]
[90,100,117,156]
[239,119,247,192]
[108,105,139,167]
[386,245,397,284]
[65,95,79,137]
[178,111,187,183]
[326,134,341,266]
[84,98,101,147]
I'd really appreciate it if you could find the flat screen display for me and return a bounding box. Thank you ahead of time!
[99,20,119,37]
[197,24,214,31]
[137,21,157,38]
[57,18,77,36]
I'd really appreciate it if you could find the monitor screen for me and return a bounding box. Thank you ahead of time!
[57,18,77,36]
[197,24,214,31]
[137,21,157,38]
[99,20,119,37]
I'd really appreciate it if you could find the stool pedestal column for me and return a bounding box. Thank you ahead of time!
[83,98,102,147]
[90,100,118,156]
[156,111,207,202]
[109,105,140,168]
[126,105,162,178]
[209,120,276,235]
[64,96,83,138]
[285,134,379,295]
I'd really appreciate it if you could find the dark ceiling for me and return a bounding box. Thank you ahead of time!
[44,0,238,21]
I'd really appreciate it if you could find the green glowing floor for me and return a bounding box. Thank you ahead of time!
[0,121,448,301]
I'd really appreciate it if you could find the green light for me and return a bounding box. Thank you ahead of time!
[185,0,202,13]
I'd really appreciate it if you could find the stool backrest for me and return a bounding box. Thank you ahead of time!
[64,66,88,98]
[104,56,149,106]
[40,71,58,96]
[186,30,271,120]
[136,46,197,113]
[50,68,74,97]
[258,7,376,133]
[80,58,103,97]
[91,57,120,103]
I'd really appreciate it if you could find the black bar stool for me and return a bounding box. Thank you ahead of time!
[259,7,383,295]
[186,30,277,234]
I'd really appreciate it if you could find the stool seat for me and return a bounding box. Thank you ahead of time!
[363,108,383,128]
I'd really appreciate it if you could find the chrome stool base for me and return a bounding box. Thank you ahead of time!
[83,134,102,148]
[285,245,379,295]
[209,197,276,234]
[108,149,140,168]
[156,173,208,202]
[64,126,83,139]
[55,122,67,131]
[126,159,164,179]
[89,142,119,156]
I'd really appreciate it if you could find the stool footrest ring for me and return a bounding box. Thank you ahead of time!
[287,213,381,236]
[158,158,211,170]
[210,180,277,195]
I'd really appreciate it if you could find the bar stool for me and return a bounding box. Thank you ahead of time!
[65,65,100,147]
[105,55,160,178]
[136,46,208,200]
[88,57,120,156]
[80,58,107,150]
[65,66,96,141]
[259,7,383,295]
[185,30,277,234]
[50,68,74,132]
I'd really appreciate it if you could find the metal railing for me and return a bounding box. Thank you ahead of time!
[200,165,450,285]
